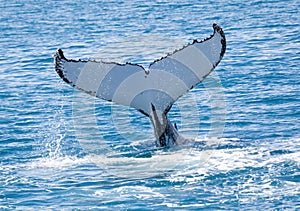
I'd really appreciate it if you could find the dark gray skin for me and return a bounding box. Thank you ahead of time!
[149,104,184,147]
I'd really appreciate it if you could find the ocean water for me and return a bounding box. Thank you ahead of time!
[1,0,299,210]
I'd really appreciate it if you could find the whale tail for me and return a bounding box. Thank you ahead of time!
[54,24,226,147]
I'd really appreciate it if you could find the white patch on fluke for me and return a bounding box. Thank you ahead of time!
[76,62,116,96]
[54,24,226,116]
[170,45,213,79]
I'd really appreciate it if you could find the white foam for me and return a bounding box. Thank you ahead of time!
[27,156,90,170]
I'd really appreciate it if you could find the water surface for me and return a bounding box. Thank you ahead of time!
[0,0,299,209]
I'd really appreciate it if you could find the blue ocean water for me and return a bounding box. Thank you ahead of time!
[1,0,299,209]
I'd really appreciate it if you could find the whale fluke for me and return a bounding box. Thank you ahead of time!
[54,24,226,147]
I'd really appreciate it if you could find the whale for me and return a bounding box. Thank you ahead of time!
[54,24,226,147]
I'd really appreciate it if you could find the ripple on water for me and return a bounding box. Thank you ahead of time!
[0,0,299,209]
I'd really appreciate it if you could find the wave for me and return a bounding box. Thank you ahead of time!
[15,137,299,181]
